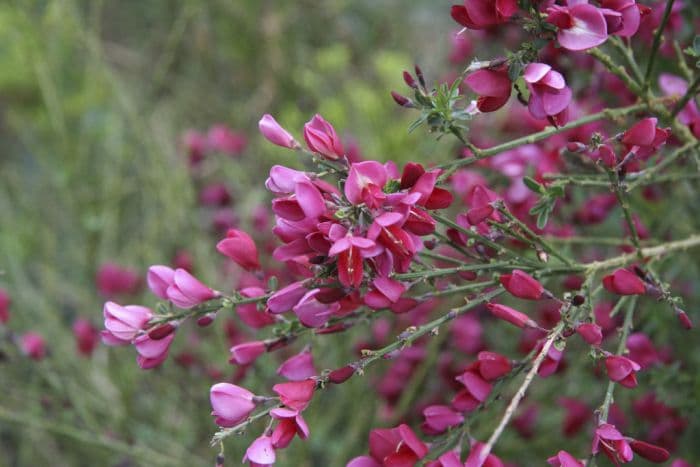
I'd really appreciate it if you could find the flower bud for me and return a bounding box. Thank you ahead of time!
[258,114,298,149]
[210,382,256,427]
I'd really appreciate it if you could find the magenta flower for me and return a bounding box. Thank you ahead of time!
[19,332,47,361]
[499,269,545,300]
[277,349,316,381]
[243,435,276,466]
[629,440,670,463]
[237,287,275,329]
[539,344,565,378]
[600,0,641,37]
[0,287,10,324]
[473,351,512,381]
[345,161,388,208]
[576,322,603,346]
[328,235,376,288]
[210,382,256,427]
[464,67,512,112]
[592,423,633,464]
[146,265,175,300]
[96,263,141,297]
[102,301,152,342]
[487,303,537,329]
[270,407,310,449]
[421,405,464,435]
[621,117,670,160]
[364,424,428,466]
[229,341,267,366]
[165,268,219,308]
[464,441,505,467]
[134,332,175,369]
[216,229,261,271]
[602,268,646,295]
[72,318,99,357]
[364,276,407,309]
[547,3,608,51]
[205,124,247,156]
[453,370,492,412]
[523,63,572,125]
[267,282,308,314]
[465,185,501,225]
[303,114,345,160]
[293,289,340,328]
[450,0,518,30]
[547,450,584,467]
[272,379,316,411]
[605,355,641,388]
[258,114,298,149]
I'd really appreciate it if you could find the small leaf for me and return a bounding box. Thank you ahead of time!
[523,176,545,194]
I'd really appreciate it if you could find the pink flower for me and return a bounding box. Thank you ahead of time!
[487,303,538,329]
[345,161,388,208]
[602,269,646,295]
[229,341,267,366]
[272,379,316,411]
[473,351,512,381]
[605,355,641,388]
[243,435,276,466]
[199,183,232,207]
[547,450,584,467]
[303,114,345,160]
[267,282,308,314]
[102,301,152,342]
[464,440,505,467]
[0,287,10,324]
[206,124,247,156]
[629,440,670,463]
[539,344,565,378]
[453,370,492,412]
[364,277,407,309]
[270,407,310,449]
[183,129,206,166]
[465,185,501,225]
[621,117,670,160]
[499,269,545,300]
[559,398,591,437]
[237,287,275,329]
[258,114,298,149]
[19,332,47,360]
[216,229,261,270]
[523,63,572,125]
[328,235,376,288]
[601,0,641,37]
[421,405,464,434]
[547,3,608,51]
[147,265,175,300]
[277,349,316,381]
[210,382,256,427]
[166,269,219,308]
[72,318,99,357]
[464,67,512,112]
[450,0,518,30]
[96,263,141,296]
[592,423,633,464]
[293,289,340,328]
[366,424,429,466]
[134,333,175,369]
[576,322,603,346]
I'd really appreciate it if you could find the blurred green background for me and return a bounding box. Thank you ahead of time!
[0,1,455,465]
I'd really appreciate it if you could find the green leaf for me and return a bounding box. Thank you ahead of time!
[523,176,545,194]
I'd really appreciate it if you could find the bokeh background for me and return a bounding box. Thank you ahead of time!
[1,1,700,466]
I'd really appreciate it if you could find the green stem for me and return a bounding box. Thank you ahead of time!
[670,73,700,119]
[437,102,655,170]
[608,170,643,259]
[588,47,642,95]
[625,141,700,191]
[643,0,676,93]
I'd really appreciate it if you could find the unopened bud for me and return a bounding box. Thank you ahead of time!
[402,71,417,89]
[148,322,177,340]
[391,91,413,108]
